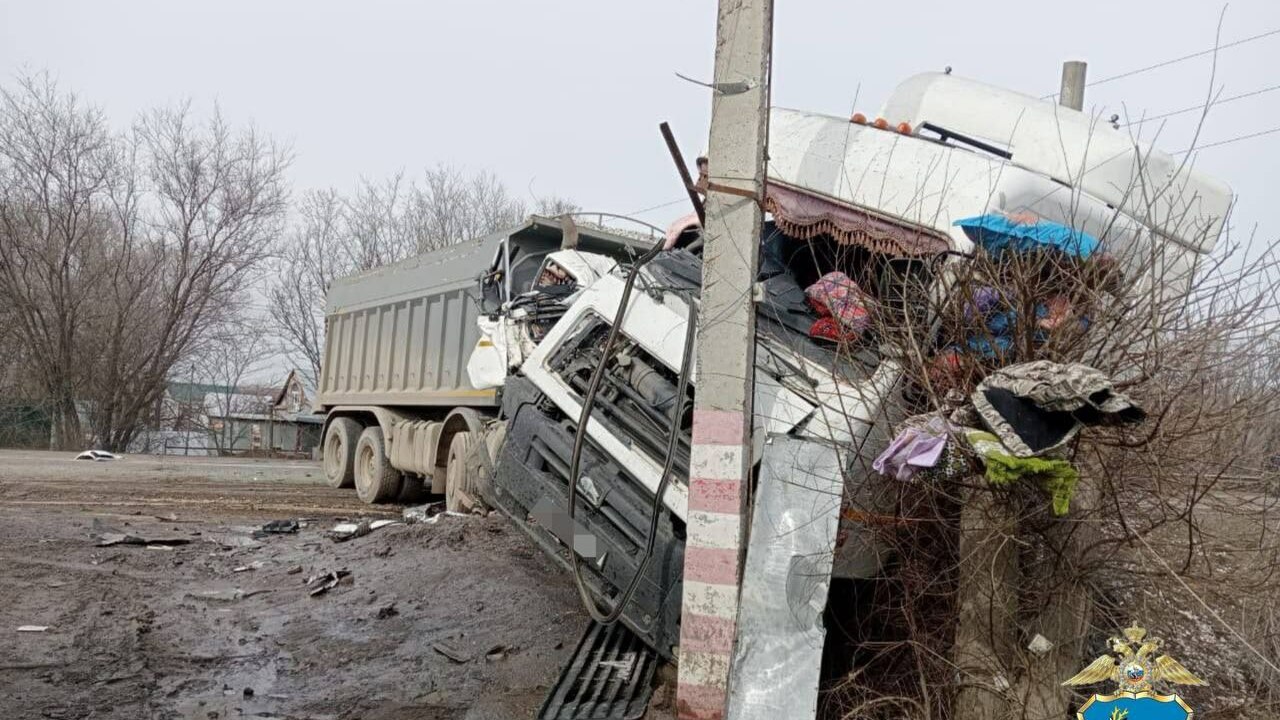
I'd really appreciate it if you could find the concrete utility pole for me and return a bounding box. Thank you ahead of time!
[1059,61,1087,111]
[676,0,773,718]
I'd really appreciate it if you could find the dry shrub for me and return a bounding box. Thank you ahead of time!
[809,189,1280,719]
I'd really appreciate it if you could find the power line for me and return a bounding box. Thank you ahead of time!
[1042,27,1280,98]
[1176,125,1280,154]
[624,197,688,216]
[1124,83,1280,126]
[1091,27,1280,87]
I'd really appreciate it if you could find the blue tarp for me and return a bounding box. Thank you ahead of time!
[955,214,1099,258]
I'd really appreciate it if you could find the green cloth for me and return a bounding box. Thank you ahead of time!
[964,430,1079,516]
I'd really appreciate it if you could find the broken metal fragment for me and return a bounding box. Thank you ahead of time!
[96,533,191,548]
[306,569,351,596]
[432,642,471,664]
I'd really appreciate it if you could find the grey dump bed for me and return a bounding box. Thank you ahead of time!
[318,216,652,411]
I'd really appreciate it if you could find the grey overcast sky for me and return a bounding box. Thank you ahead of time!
[2,0,1278,243]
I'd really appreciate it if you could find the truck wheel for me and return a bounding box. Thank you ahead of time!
[398,475,426,504]
[323,418,361,489]
[354,426,403,504]
[445,431,478,513]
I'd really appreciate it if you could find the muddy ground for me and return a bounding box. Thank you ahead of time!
[8,448,1269,720]
[0,450,604,720]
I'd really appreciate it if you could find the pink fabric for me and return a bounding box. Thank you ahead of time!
[805,271,872,338]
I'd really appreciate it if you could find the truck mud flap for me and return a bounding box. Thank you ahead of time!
[539,620,657,720]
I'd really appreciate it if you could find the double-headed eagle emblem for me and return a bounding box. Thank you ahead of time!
[1063,624,1206,694]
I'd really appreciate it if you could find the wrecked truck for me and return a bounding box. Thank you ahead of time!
[317,72,1230,715]
[317,211,900,656]
[316,217,651,505]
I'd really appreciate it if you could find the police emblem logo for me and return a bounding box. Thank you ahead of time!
[1064,624,1204,719]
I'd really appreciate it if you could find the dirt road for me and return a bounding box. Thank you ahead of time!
[0,450,590,720]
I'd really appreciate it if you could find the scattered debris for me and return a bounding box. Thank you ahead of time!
[185,590,245,604]
[373,545,393,558]
[75,450,122,461]
[232,561,265,573]
[204,532,261,549]
[375,603,398,620]
[96,533,191,548]
[259,519,299,535]
[485,644,513,662]
[17,625,49,632]
[306,569,351,597]
[242,687,254,699]
[403,503,446,524]
[327,519,401,542]
[403,503,472,526]
[3,446,591,718]
[185,589,274,604]
[327,521,370,542]
[433,642,471,664]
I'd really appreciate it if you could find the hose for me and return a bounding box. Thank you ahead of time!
[566,237,696,625]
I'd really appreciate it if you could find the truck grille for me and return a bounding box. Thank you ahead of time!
[539,621,658,720]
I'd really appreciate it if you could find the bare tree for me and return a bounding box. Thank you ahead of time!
[0,72,122,448]
[268,164,574,381]
[87,103,288,451]
[267,189,347,382]
[0,73,290,451]
[191,324,271,454]
[408,165,529,253]
[532,193,580,217]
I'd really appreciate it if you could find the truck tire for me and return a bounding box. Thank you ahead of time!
[397,475,426,504]
[445,431,477,513]
[354,426,403,504]
[323,418,361,489]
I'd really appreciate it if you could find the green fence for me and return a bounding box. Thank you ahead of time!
[0,402,51,449]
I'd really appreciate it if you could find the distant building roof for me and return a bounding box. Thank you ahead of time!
[167,381,234,404]
[274,369,319,415]
[204,391,274,420]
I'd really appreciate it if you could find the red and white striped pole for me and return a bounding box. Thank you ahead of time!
[676,1,773,717]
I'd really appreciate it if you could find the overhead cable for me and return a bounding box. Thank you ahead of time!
[1176,125,1280,154]
[1041,27,1280,99]
[1124,83,1280,126]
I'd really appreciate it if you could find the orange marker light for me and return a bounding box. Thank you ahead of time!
[873,118,889,130]
[897,122,913,134]
[851,113,867,124]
